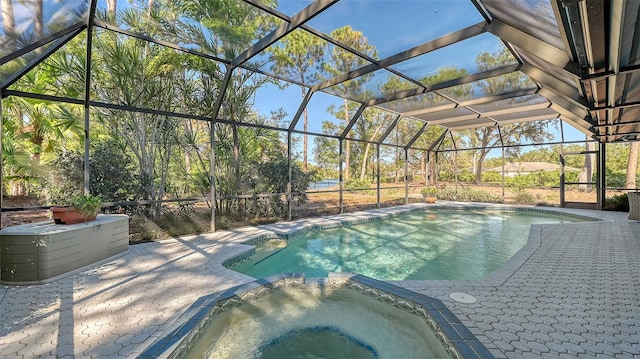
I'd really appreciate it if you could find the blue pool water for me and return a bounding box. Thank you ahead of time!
[231,210,582,280]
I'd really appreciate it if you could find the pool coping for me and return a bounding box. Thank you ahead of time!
[137,272,495,359]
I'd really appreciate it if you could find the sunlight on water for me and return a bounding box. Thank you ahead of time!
[185,287,449,359]
[232,210,580,280]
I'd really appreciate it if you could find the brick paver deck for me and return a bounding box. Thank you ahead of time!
[1,204,638,358]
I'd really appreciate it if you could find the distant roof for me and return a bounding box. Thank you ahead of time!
[484,162,580,173]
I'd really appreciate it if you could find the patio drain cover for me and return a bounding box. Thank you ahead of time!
[450,292,476,304]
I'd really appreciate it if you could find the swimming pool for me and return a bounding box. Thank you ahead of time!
[230,209,584,280]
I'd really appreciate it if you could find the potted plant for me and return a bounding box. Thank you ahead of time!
[51,194,103,224]
[420,187,438,204]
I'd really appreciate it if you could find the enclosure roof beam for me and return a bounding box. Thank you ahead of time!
[522,64,589,108]
[98,23,310,89]
[377,115,401,145]
[367,64,520,106]
[0,21,86,65]
[470,0,492,22]
[582,63,640,81]
[487,18,581,76]
[1,28,85,91]
[433,138,595,153]
[288,90,314,131]
[552,0,578,63]
[427,129,450,152]
[402,88,537,117]
[2,90,84,104]
[311,22,488,92]
[593,120,640,128]
[231,0,338,68]
[405,122,429,150]
[95,22,230,64]
[243,0,380,64]
[479,101,552,118]
[340,103,367,140]
[210,67,233,125]
[450,131,457,150]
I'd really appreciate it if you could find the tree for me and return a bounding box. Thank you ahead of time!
[268,30,324,172]
[91,16,182,219]
[322,26,377,180]
[467,47,552,182]
[626,142,639,190]
[1,0,16,54]
[578,138,595,191]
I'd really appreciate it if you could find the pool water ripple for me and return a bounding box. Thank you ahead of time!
[231,210,582,280]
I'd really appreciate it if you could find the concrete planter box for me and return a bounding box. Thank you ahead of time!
[0,214,129,285]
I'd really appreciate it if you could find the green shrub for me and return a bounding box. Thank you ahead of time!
[437,186,503,203]
[481,171,502,184]
[344,178,371,192]
[43,140,138,205]
[420,186,438,197]
[513,191,535,204]
[604,193,629,211]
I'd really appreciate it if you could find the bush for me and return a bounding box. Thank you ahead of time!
[437,186,503,203]
[604,193,629,211]
[481,171,502,184]
[43,140,138,205]
[513,191,535,204]
[420,186,438,197]
[344,178,371,192]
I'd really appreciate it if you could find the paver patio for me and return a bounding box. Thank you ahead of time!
[0,204,638,358]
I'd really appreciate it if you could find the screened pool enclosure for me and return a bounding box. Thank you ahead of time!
[1,0,639,231]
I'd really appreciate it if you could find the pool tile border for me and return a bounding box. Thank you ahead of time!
[138,273,495,359]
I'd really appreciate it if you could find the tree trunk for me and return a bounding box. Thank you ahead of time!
[360,142,371,181]
[302,87,308,172]
[343,99,350,180]
[232,125,240,192]
[106,0,117,18]
[626,141,639,190]
[421,152,427,185]
[147,0,156,17]
[1,0,16,52]
[475,150,489,183]
[34,0,43,39]
[428,153,436,185]
[359,122,384,180]
[578,141,594,191]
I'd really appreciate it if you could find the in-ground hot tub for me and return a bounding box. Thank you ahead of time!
[139,273,494,359]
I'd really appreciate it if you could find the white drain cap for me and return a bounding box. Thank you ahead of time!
[450,292,476,304]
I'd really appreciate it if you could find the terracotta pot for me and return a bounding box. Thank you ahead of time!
[51,207,97,224]
[425,197,437,204]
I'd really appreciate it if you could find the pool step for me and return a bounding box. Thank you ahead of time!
[253,239,288,265]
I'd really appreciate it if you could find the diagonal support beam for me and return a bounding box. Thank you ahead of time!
[231,0,338,68]
[95,21,230,64]
[428,129,450,152]
[0,21,86,65]
[1,28,85,91]
[288,90,314,131]
[377,114,401,145]
[312,21,488,92]
[405,122,429,149]
[340,104,367,139]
